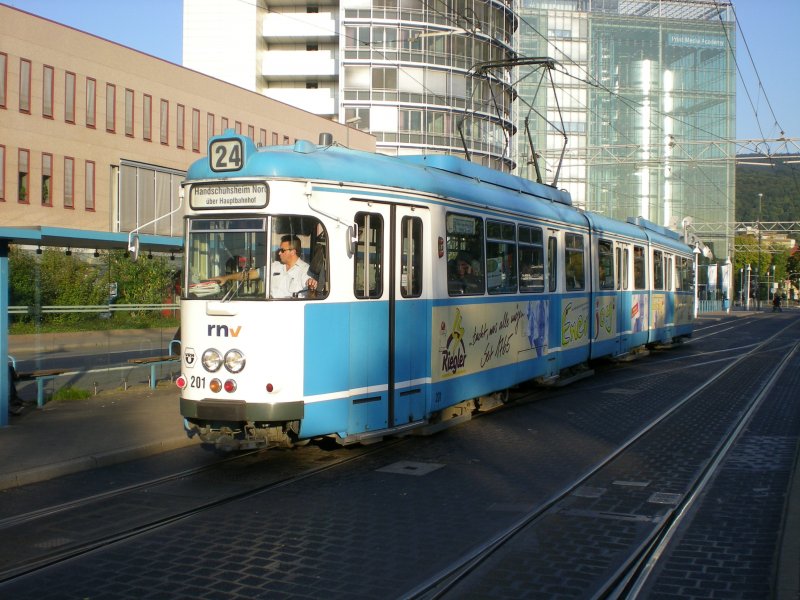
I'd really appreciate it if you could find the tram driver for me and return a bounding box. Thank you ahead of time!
[211,234,318,298]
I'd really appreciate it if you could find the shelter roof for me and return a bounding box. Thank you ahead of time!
[0,227,182,253]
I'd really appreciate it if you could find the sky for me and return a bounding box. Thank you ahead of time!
[5,0,799,147]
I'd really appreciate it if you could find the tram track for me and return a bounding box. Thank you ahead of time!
[0,439,406,583]
[1,315,795,598]
[407,318,800,599]
[617,341,800,599]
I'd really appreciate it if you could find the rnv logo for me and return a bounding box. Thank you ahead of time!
[207,325,242,337]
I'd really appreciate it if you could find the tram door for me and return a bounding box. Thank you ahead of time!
[391,205,430,427]
[349,203,430,434]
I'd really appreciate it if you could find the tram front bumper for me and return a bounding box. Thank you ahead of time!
[180,397,304,422]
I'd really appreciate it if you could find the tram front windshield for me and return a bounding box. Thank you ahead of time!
[185,215,327,300]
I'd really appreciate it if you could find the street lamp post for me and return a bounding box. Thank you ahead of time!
[693,243,701,319]
[745,263,751,311]
[724,256,732,313]
[739,267,744,306]
[770,264,776,301]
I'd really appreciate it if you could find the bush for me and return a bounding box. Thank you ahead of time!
[9,247,180,333]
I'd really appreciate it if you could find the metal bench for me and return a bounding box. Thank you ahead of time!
[127,355,180,389]
[16,368,70,408]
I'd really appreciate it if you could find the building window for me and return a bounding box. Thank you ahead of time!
[42,153,52,206]
[119,162,184,236]
[18,149,29,203]
[143,94,152,141]
[160,99,169,145]
[259,129,266,147]
[0,145,5,201]
[105,83,116,132]
[86,78,96,128]
[64,157,74,208]
[124,88,134,137]
[0,53,7,108]
[65,71,76,123]
[42,65,54,118]
[221,116,228,131]
[85,161,95,211]
[207,113,214,144]
[19,59,31,113]
[247,124,254,141]
[283,135,290,145]
[177,104,185,148]
[234,120,242,134]
[306,81,318,89]
[272,132,278,145]
[192,108,200,152]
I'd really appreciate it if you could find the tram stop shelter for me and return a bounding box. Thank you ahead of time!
[0,226,182,426]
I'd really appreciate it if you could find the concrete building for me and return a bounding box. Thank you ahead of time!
[0,5,374,238]
[183,0,518,170]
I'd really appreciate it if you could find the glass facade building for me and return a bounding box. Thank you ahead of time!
[342,0,518,169]
[514,0,735,258]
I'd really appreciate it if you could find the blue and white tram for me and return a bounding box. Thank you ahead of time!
[177,132,694,450]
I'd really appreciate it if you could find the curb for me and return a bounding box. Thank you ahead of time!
[0,435,197,491]
[776,438,800,600]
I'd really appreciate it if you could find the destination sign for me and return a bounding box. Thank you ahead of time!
[190,182,269,209]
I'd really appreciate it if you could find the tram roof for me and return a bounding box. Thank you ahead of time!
[187,134,578,219]
[186,134,690,252]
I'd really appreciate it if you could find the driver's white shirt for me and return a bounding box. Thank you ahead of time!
[267,258,310,298]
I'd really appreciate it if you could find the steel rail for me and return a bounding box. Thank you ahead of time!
[405,318,800,600]
[0,439,407,584]
[613,341,800,598]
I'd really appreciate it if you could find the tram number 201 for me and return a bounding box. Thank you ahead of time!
[189,376,206,389]
[210,139,243,172]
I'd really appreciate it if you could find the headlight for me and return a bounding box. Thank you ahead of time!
[202,348,223,372]
[224,349,246,373]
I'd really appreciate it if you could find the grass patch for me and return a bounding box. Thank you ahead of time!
[50,386,92,402]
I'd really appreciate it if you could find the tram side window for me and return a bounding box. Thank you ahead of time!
[653,250,664,290]
[633,245,646,290]
[616,246,630,291]
[519,225,544,293]
[623,248,630,290]
[598,239,614,290]
[446,213,484,295]
[487,220,517,294]
[666,255,674,291]
[401,216,423,298]
[565,233,585,291]
[547,235,557,292]
[676,257,692,290]
[354,211,383,299]
[271,215,328,300]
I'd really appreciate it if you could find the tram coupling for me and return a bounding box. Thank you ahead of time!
[183,420,297,453]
